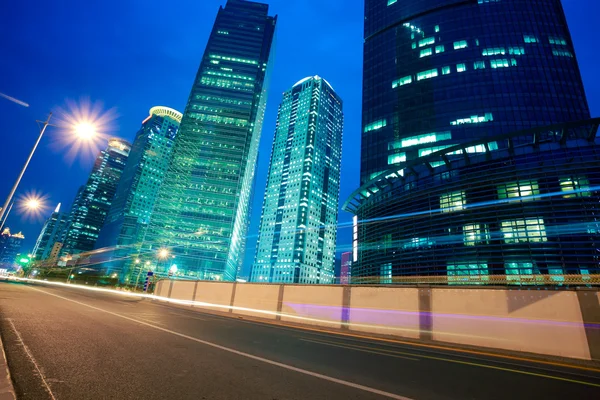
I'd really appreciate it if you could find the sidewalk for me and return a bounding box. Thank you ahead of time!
[0,333,15,400]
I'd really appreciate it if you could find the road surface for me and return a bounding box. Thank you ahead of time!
[0,281,598,399]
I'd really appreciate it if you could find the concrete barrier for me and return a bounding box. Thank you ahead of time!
[158,279,600,361]
[431,289,591,360]
[193,282,234,312]
[348,287,421,339]
[280,285,344,328]
[233,284,280,319]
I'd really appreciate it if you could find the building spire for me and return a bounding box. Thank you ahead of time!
[55,203,61,213]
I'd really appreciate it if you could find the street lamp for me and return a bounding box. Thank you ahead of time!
[0,113,98,224]
[0,193,47,232]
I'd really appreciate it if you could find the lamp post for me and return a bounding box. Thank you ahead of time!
[0,113,98,224]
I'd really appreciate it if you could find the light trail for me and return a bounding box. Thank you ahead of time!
[0,92,29,107]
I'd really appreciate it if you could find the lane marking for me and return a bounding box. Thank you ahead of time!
[300,338,420,361]
[304,337,600,388]
[7,319,57,400]
[28,286,414,400]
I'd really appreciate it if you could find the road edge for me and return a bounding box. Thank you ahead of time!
[0,330,16,400]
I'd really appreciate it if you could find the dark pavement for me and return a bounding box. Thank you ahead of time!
[0,281,599,400]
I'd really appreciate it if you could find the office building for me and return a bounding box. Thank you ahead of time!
[340,252,352,285]
[61,138,131,257]
[32,203,69,264]
[0,228,24,269]
[95,107,181,281]
[251,76,343,284]
[143,0,277,281]
[344,0,597,282]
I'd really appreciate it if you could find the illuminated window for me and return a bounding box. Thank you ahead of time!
[490,59,509,68]
[419,37,435,47]
[412,42,417,49]
[453,40,468,50]
[440,191,466,212]
[396,131,451,148]
[387,0,397,4]
[559,176,590,198]
[474,61,486,70]
[419,145,454,157]
[549,36,567,45]
[524,35,538,43]
[430,161,445,168]
[380,263,392,284]
[403,238,434,249]
[417,68,438,81]
[553,49,573,58]
[451,113,493,126]
[420,48,433,58]
[501,218,547,243]
[463,224,490,246]
[482,48,505,56]
[497,180,540,200]
[435,45,445,53]
[392,76,413,88]
[457,63,467,72]
[448,262,489,282]
[509,47,526,55]
[364,119,387,133]
[435,25,440,33]
[388,153,406,165]
[442,66,451,75]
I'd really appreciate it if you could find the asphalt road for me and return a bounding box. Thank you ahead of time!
[0,281,599,400]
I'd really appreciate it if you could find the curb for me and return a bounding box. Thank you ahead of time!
[0,333,16,400]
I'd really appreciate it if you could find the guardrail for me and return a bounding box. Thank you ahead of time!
[350,274,600,286]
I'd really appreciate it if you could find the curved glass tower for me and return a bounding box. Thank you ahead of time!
[346,0,597,283]
[361,0,589,183]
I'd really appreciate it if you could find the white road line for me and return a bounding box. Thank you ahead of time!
[28,286,414,400]
[7,319,57,400]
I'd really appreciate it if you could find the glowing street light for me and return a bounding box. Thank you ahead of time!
[0,100,109,225]
[158,249,170,259]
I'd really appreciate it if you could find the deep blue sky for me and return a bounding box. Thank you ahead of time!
[1,0,598,277]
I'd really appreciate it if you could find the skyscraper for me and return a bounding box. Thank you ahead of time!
[32,203,69,263]
[0,228,24,269]
[143,0,277,281]
[61,138,131,258]
[344,0,597,282]
[251,76,343,284]
[94,107,181,280]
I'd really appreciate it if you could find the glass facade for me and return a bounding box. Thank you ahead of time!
[346,0,595,283]
[0,228,24,269]
[361,0,589,184]
[61,139,131,258]
[32,204,69,262]
[251,76,344,284]
[94,107,181,281]
[143,0,277,281]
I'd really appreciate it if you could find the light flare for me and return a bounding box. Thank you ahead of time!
[16,191,49,221]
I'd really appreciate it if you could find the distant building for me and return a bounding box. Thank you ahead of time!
[61,138,131,257]
[32,203,69,264]
[251,76,344,284]
[95,107,181,282]
[143,0,277,281]
[340,252,352,285]
[0,228,25,269]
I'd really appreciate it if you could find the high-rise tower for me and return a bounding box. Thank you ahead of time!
[344,0,598,282]
[251,76,343,284]
[32,203,69,263]
[61,138,131,257]
[143,0,277,281]
[94,107,181,280]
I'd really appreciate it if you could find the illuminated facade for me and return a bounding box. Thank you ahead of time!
[251,76,344,284]
[61,139,131,257]
[32,204,68,262]
[345,0,595,282]
[94,107,181,281]
[143,0,277,281]
[0,228,24,269]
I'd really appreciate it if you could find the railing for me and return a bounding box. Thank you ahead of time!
[351,274,600,286]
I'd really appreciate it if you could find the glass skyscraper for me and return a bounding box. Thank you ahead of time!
[251,76,344,284]
[32,203,69,263]
[61,138,131,258]
[344,0,597,282]
[143,0,277,281]
[94,107,181,281]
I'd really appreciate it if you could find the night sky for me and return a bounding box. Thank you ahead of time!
[1,0,598,277]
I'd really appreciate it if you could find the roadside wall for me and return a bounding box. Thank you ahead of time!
[154,279,600,361]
